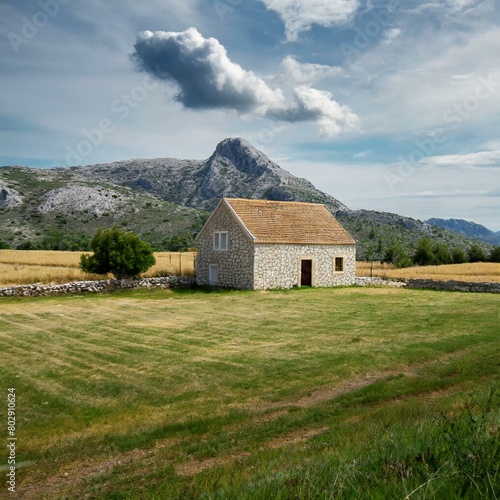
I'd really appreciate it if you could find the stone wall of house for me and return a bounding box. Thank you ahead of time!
[253,244,356,290]
[0,276,194,298]
[195,201,255,289]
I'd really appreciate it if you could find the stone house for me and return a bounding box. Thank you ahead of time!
[195,198,356,290]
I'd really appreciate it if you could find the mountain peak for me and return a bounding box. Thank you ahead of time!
[202,137,348,211]
[210,137,278,178]
[215,137,252,153]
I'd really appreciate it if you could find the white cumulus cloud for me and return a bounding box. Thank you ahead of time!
[132,28,359,139]
[132,27,284,113]
[270,85,360,138]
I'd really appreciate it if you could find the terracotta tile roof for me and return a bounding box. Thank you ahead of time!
[224,198,355,245]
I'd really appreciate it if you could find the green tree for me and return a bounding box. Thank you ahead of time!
[80,226,156,279]
[414,237,436,266]
[451,247,467,264]
[382,242,413,268]
[432,242,452,265]
[467,244,487,263]
[490,246,500,263]
[162,234,193,252]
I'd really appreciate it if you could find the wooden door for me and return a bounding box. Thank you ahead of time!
[300,259,312,287]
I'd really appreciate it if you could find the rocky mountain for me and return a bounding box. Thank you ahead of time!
[0,137,493,256]
[76,138,348,212]
[427,218,500,246]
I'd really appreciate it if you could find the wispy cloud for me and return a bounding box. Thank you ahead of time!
[258,0,360,41]
[403,189,489,197]
[280,56,342,84]
[420,150,500,167]
[382,28,401,44]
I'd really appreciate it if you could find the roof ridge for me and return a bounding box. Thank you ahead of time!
[224,197,326,207]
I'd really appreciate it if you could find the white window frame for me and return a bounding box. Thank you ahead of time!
[213,231,229,251]
[209,264,219,284]
[333,255,345,274]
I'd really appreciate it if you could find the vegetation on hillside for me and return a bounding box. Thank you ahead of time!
[336,211,493,263]
[0,166,209,251]
[0,159,493,260]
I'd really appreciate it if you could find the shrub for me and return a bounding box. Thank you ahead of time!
[80,226,156,279]
[468,244,487,263]
[161,234,193,252]
[382,242,412,268]
[414,238,453,266]
[451,246,467,264]
[432,242,453,265]
[414,237,437,266]
[490,246,500,263]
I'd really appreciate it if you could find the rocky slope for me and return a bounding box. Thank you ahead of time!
[427,218,500,246]
[76,138,348,212]
[0,138,493,256]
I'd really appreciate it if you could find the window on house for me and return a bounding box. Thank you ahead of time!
[209,264,219,284]
[334,256,344,273]
[213,231,228,251]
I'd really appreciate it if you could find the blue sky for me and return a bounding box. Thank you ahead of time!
[1,0,499,229]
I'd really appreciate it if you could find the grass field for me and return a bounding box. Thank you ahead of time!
[0,287,498,498]
[0,250,196,287]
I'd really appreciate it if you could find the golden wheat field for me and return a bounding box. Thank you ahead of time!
[0,250,196,287]
[356,260,500,282]
[0,251,499,287]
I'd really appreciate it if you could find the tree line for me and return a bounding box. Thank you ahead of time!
[381,237,500,268]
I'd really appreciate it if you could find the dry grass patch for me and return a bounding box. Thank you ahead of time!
[357,260,500,282]
[143,251,195,278]
[0,250,196,286]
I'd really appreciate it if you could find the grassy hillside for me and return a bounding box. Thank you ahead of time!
[1,287,498,498]
[337,210,494,260]
[1,161,493,258]
[0,166,209,250]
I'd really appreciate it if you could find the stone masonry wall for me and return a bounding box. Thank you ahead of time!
[195,201,255,289]
[253,244,356,290]
[0,276,194,298]
[405,279,500,293]
[355,277,500,293]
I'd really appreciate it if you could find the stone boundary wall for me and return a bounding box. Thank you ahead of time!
[1,276,498,297]
[355,277,500,293]
[0,276,194,298]
[355,277,406,287]
[405,279,500,293]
